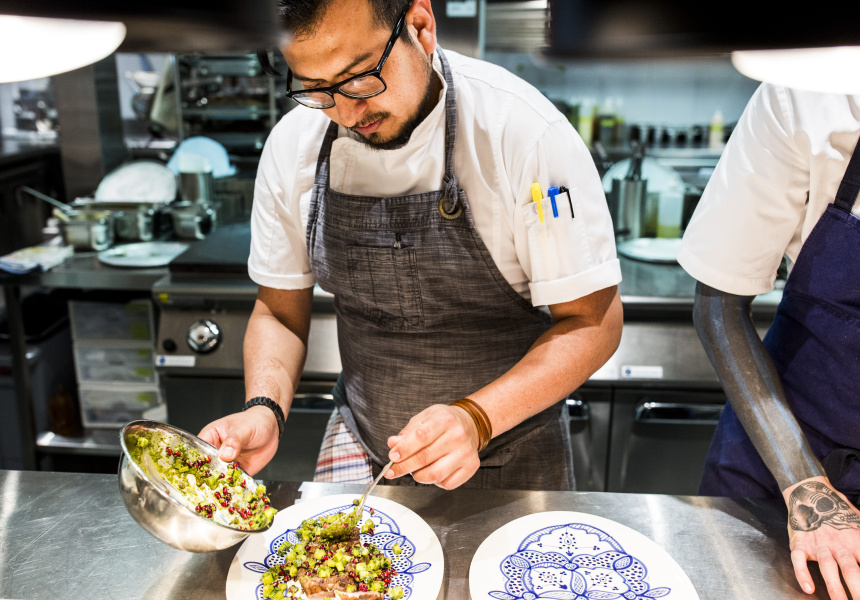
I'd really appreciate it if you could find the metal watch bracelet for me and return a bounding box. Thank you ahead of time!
[243,396,285,439]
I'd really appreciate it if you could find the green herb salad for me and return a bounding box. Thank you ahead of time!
[261,501,404,600]
[127,431,277,530]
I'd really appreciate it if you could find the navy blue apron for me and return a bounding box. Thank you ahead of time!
[700,135,860,504]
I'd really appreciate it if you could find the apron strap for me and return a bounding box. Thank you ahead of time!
[834,135,860,213]
[437,48,462,217]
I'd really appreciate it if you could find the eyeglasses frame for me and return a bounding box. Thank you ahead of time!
[285,4,411,109]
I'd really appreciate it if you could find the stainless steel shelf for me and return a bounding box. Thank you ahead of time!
[36,431,121,456]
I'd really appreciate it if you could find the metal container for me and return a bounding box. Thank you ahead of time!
[170,201,217,240]
[60,209,116,251]
[179,170,214,204]
[610,178,652,239]
[118,420,270,552]
[114,206,157,242]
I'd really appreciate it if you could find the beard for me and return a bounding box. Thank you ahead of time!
[349,55,439,151]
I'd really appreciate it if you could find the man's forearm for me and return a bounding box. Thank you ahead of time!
[243,290,312,416]
[693,282,824,491]
[470,286,623,437]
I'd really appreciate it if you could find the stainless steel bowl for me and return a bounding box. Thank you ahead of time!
[118,420,272,552]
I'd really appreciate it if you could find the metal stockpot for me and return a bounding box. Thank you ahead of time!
[114,206,157,242]
[169,201,217,240]
[59,209,116,251]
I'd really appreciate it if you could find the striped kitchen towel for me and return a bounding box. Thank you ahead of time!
[313,409,373,484]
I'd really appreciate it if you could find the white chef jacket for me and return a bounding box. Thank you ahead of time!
[249,49,620,307]
[678,83,860,296]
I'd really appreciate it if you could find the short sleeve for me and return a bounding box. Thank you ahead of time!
[247,118,317,290]
[510,118,621,306]
[677,83,810,296]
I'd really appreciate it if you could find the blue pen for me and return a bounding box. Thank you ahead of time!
[547,186,559,218]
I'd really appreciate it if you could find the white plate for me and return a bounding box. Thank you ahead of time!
[97,242,189,268]
[616,238,682,264]
[469,511,699,600]
[227,494,444,600]
[95,160,178,202]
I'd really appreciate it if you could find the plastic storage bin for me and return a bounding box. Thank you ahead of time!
[69,299,154,342]
[74,345,157,384]
[79,384,165,428]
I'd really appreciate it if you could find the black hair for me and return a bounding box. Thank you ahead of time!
[257,0,413,77]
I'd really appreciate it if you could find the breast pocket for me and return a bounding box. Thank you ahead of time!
[347,245,424,330]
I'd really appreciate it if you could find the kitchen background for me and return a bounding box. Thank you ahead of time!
[0,0,769,495]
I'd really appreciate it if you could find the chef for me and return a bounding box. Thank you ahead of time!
[678,83,860,600]
[199,0,622,491]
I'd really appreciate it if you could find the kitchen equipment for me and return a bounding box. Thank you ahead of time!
[114,205,156,241]
[616,237,682,264]
[167,136,237,179]
[60,209,116,251]
[607,143,648,240]
[226,494,444,600]
[95,160,177,203]
[169,201,216,239]
[179,170,214,204]
[118,419,272,552]
[603,152,685,241]
[98,241,189,268]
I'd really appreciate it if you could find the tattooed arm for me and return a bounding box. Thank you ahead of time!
[694,282,860,600]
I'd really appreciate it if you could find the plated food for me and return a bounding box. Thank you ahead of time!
[261,501,404,599]
[127,429,277,530]
[226,494,444,600]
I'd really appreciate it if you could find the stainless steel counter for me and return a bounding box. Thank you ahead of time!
[0,471,826,600]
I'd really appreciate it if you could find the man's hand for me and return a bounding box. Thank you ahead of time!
[385,404,481,490]
[198,406,280,476]
[785,476,860,600]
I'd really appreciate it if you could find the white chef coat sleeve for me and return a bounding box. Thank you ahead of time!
[247,123,316,290]
[677,83,809,296]
[511,118,621,307]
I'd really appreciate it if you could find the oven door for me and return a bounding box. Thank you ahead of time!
[568,388,611,492]
[162,374,335,483]
[607,389,725,494]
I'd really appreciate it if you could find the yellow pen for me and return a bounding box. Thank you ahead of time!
[531,179,545,224]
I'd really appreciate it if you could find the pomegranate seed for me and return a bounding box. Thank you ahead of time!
[215,492,221,499]
[221,501,228,507]
[219,473,225,479]
[349,572,357,579]
[359,584,368,592]
[363,543,369,547]
[205,456,211,463]
[241,480,246,488]
[228,507,234,514]
[302,561,309,569]
[195,505,201,511]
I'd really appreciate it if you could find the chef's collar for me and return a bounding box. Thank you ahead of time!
[338,49,447,150]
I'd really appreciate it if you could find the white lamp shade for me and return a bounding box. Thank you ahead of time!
[0,15,126,83]
[732,46,860,95]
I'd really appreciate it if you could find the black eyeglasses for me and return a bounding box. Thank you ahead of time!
[285,5,410,109]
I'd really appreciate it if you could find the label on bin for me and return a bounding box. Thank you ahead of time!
[156,355,196,367]
[621,365,664,379]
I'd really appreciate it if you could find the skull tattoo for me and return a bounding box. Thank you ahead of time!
[788,481,860,531]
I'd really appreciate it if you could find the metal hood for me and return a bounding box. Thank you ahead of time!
[547,0,860,58]
[0,0,283,52]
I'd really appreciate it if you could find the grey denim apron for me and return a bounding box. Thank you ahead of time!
[305,49,574,490]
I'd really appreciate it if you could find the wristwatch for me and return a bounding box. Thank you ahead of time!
[243,396,285,438]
